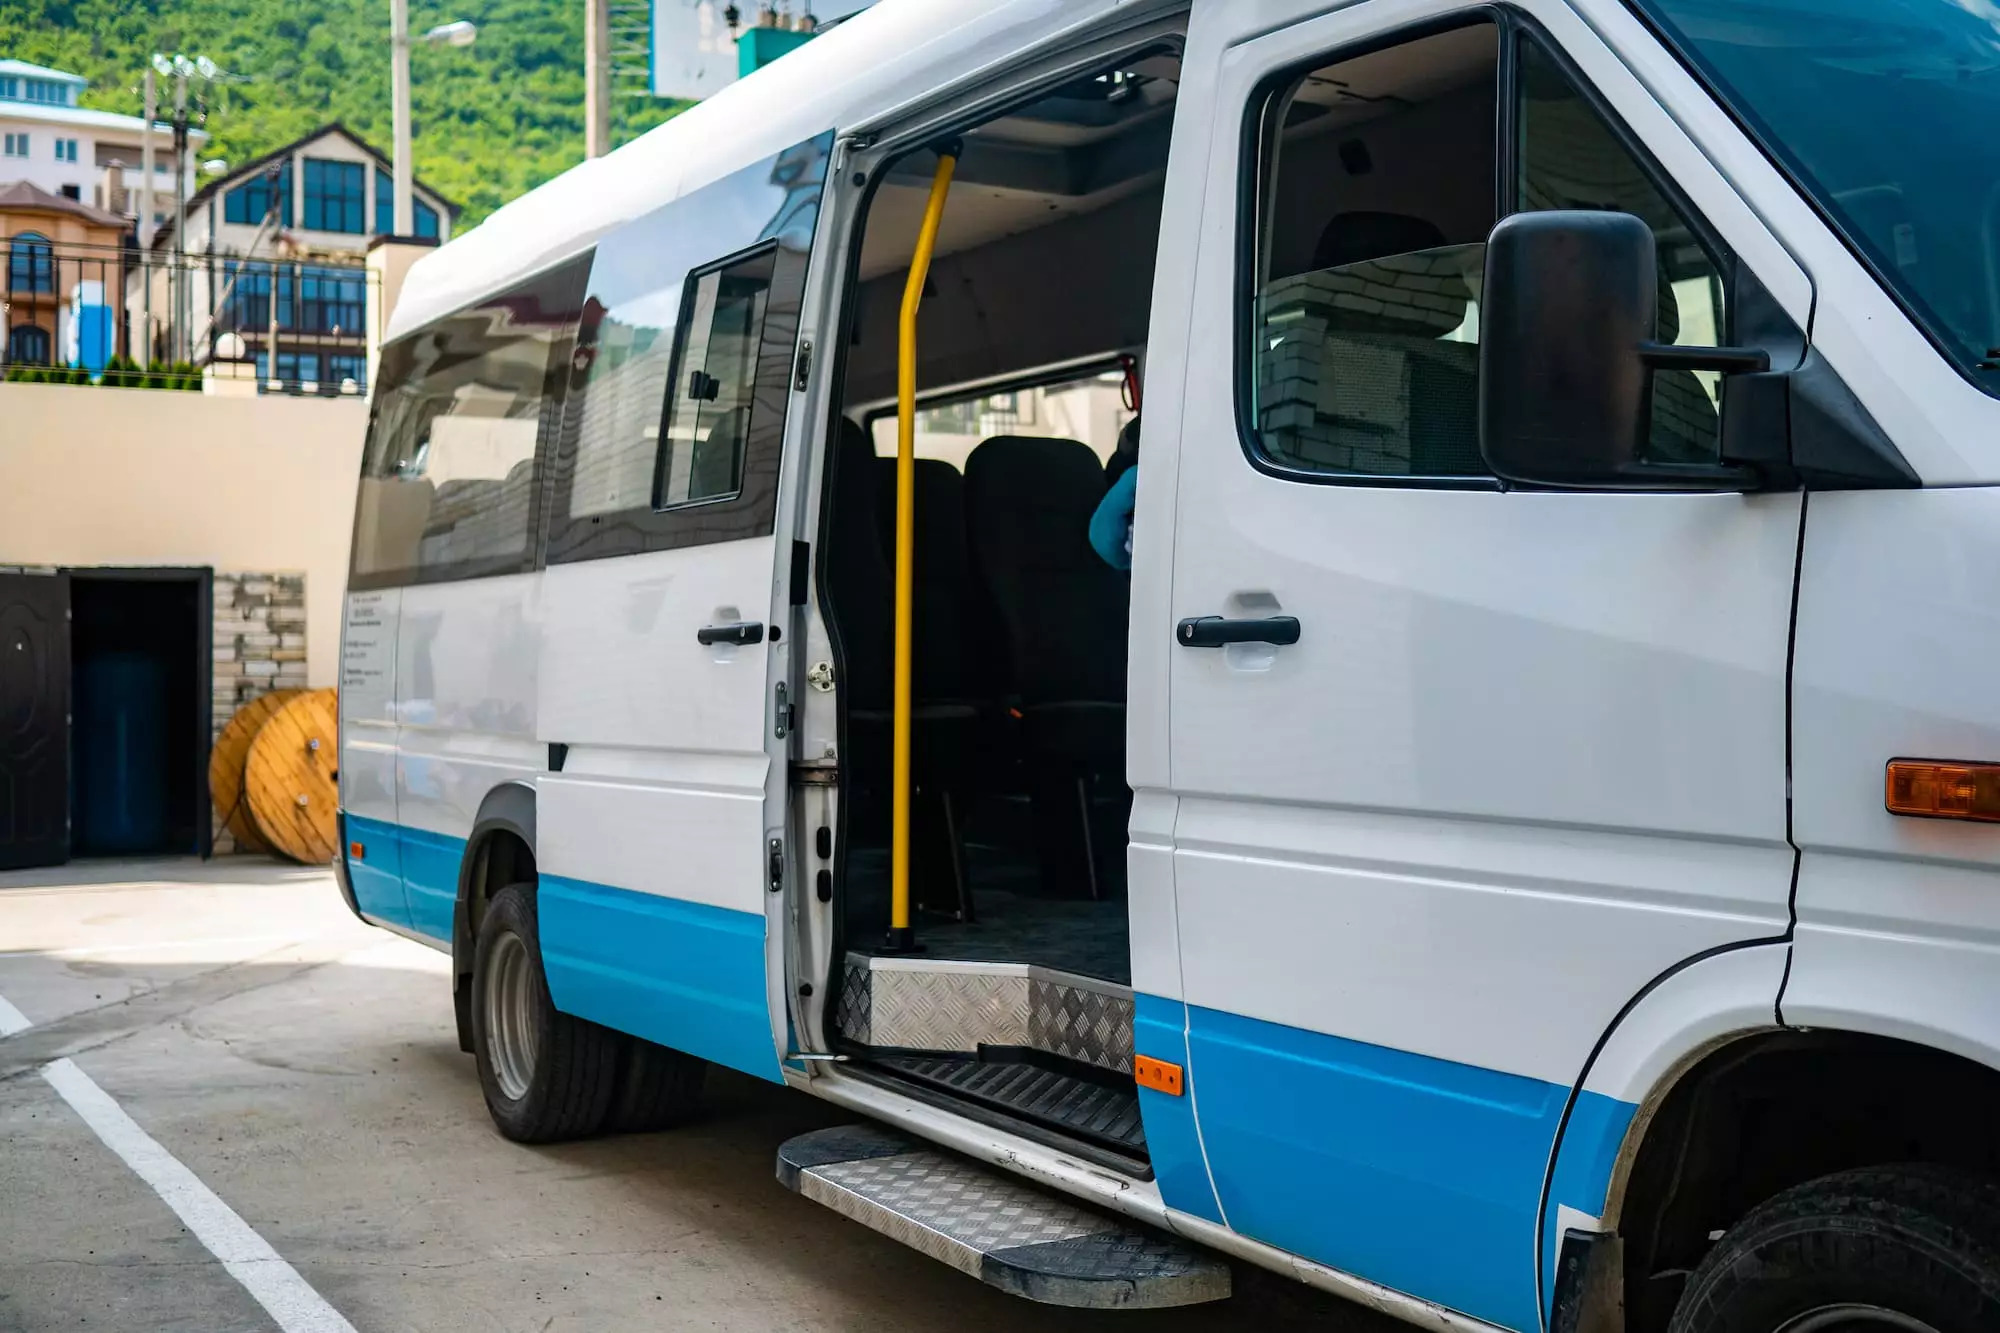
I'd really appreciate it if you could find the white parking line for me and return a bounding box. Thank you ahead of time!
[0,993,356,1333]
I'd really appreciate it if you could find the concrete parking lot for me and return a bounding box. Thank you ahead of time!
[0,860,1392,1333]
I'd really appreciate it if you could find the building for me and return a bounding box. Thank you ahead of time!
[140,124,455,392]
[0,179,129,368]
[0,58,202,233]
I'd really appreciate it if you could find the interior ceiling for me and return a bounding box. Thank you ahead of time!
[855,60,1179,282]
[1288,23,1495,131]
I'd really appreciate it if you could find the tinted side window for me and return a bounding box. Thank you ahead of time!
[350,254,589,589]
[547,132,832,563]
[1516,39,1729,465]
[1249,23,1499,480]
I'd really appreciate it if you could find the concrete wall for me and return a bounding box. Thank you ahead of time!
[0,382,364,688]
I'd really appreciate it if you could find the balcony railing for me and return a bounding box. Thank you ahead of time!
[2,236,380,396]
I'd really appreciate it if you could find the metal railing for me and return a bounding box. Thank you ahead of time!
[2,236,380,396]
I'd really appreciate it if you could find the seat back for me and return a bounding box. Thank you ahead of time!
[824,419,891,711]
[963,436,1129,708]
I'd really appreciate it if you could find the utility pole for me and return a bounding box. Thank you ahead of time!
[171,66,188,363]
[391,0,414,235]
[585,0,610,159]
[140,68,155,367]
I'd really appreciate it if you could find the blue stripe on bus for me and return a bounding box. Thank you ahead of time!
[1132,994,1223,1223]
[341,813,411,929]
[537,874,781,1084]
[1186,1004,1634,1332]
[397,825,465,945]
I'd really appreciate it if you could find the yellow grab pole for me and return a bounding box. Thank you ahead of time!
[888,147,956,951]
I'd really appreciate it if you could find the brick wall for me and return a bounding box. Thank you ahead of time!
[211,570,310,853]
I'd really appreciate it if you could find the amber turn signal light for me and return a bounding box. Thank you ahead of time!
[1886,760,2000,824]
[349,841,366,860]
[1135,1055,1184,1097]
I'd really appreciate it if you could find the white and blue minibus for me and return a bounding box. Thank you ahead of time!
[336,1,2000,1328]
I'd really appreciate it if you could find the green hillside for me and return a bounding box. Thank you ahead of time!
[0,0,686,229]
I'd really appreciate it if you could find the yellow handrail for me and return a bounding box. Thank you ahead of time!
[889,147,957,950]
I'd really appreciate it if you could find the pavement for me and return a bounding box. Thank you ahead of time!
[0,858,1395,1333]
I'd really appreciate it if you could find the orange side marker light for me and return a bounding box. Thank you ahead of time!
[349,841,366,860]
[1135,1055,1184,1097]
[1886,760,2000,823]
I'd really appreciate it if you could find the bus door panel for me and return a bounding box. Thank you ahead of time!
[1159,3,1805,1327]
[531,134,833,1084]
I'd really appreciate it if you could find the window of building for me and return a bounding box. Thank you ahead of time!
[296,266,366,335]
[23,78,70,105]
[1244,24,1728,482]
[302,158,366,233]
[352,254,590,587]
[374,167,441,239]
[58,184,79,201]
[0,77,15,99]
[326,353,366,392]
[8,232,54,294]
[6,324,51,365]
[54,138,77,163]
[3,133,28,158]
[224,163,292,226]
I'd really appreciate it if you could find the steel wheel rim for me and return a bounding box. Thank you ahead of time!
[1776,1306,1942,1333]
[484,931,539,1101]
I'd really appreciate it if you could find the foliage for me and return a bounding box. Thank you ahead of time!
[0,0,690,229]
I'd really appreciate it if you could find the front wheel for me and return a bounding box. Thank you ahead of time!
[1669,1165,2000,1333]
[470,883,621,1143]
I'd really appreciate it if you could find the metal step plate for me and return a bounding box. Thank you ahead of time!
[872,1053,1146,1158]
[777,1124,1230,1309]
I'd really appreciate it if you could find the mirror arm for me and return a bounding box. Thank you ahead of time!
[1639,342,1771,374]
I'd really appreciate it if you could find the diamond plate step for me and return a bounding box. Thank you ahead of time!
[835,954,1135,1075]
[776,1124,1230,1309]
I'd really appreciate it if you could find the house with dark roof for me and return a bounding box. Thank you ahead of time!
[1,178,130,369]
[136,123,455,390]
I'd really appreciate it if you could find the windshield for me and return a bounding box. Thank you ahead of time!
[1634,0,2000,391]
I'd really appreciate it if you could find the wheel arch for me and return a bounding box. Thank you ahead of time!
[1583,1011,2000,1332]
[452,780,538,1053]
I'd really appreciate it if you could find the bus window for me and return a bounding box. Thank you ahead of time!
[350,254,589,588]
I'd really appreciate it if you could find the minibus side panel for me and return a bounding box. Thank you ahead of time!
[340,587,408,927]
[394,572,545,945]
[1786,488,2000,1071]
[1159,2,1808,1327]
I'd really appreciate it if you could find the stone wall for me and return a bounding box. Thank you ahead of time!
[211,570,310,854]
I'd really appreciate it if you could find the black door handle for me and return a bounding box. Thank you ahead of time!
[1177,615,1301,648]
[697,621,766,646]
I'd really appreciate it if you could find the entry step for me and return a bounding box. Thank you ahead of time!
[776,1124,1230,1309]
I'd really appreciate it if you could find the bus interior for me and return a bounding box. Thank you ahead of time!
[817,28,1519,1163]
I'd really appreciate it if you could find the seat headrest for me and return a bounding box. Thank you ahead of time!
[1312,211,1449,270]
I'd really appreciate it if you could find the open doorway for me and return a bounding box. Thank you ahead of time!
[69,570,211,858]
[816,47,1178,1163]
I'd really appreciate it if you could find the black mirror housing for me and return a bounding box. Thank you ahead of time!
[1479,210,1658,487]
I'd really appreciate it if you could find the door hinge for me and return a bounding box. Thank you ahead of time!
[774,680,794,739]
[768,838,784,894]
[793,339,813,392]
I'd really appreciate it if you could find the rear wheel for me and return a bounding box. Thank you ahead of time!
[1669,1166,2000,1333]
[470,883,621,1142]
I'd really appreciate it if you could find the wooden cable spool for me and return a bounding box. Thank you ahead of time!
[243,688,341,865]
[208,689,303,854]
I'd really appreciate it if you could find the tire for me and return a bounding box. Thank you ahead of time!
[603,1036,707,1134]
[1669,1165,2000,1333]
[470,883,622,1143]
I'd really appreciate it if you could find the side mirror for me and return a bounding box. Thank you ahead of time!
[1479,210,1769,490]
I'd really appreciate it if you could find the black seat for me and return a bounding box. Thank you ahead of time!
[964,435,1130,898]
[826,419,978,921]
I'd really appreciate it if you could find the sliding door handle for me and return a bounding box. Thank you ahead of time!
[1177,615,1300,648]
[697,621,765,646]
